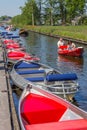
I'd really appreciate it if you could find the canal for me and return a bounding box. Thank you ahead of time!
[13,31,87,112]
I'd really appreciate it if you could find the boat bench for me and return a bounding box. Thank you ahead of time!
[25,73,78,82]
[8,35,20,39]
[17,69,45,75]
[15,62,40,69]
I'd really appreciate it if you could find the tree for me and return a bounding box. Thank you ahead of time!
[20,0,39,25]
[43,0,58,25]
[36,0,44,24]
[11,0,86,26]
[65,0,85,23]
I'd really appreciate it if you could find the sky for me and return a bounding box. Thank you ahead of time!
[0,0,26,17]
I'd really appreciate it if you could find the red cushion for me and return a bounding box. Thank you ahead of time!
[21,93,67,124]
[59,45,68,50]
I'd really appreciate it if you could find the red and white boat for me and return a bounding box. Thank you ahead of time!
[19,84,87,130]
[3,39,14,44]
[7,50,40,64]
[6,42,20,48]
[5,43,26,51]
[3,39,26,51]
[58,46,84,57]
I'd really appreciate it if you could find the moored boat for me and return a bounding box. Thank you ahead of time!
[58,46,84,57]
[3,39,14,44]
[7,50,40,64]
[10,60,78,101]
[6,43,22,49]
[2,38,26,51]
[19,84,87,130]
[5,43,26,51]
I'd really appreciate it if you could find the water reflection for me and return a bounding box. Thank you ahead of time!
[26,32,58,68]
[58,55,84,66]
[57,55,84,73]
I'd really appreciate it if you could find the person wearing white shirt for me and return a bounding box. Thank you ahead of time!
[57,38,64,48]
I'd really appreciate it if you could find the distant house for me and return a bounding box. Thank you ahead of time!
[71,16,82,25]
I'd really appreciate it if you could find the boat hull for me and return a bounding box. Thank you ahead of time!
[10,60,78,101]
[19,85,87,130]
[58,47,84,57]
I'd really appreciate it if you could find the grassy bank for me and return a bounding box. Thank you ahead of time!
[23,25,87,42]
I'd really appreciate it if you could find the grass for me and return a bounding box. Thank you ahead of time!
[23,25,87,41]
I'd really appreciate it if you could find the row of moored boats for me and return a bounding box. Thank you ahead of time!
[0,26,87,130]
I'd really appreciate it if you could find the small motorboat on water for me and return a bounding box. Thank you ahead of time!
[58,45,84,57]
[7,50,40,64]
[19,84,87,130]
[10,60,78,101]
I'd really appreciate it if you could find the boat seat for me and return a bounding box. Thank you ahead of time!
[25,73,77,82]
[17,69,45,75]
[21,93,66,124]
[25,77,44,82]
[15,62,40,69]
[46,73,78,82]
[8,35,20,39]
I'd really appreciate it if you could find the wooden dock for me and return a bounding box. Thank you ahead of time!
[0,41,20,130]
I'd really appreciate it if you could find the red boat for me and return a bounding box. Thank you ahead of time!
[3,39,26,51]
[19,84,87,130]
[3,39,14,44]
[4,43,25,51]
[58,46,84,57]
[6,43,21,49]
[7,50,40,64]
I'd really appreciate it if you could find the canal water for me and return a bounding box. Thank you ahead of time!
[13,31,87,112]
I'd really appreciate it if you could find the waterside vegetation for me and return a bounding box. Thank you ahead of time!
[21,25,87,42]
[10,0,87,42]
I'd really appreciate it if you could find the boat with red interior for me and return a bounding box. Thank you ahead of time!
[2,39,26,51]
[7,50,40,64]
[6,43,21,49]
[58,45,84,57]
[5,43,25,51]
[19,84,87,130]
[3,39,14,44]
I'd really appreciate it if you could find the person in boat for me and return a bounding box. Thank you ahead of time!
[67,41,76,50]
[57,38,65,48]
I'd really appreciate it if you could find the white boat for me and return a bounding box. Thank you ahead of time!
[19,84,87,130]
[10,60,79,101]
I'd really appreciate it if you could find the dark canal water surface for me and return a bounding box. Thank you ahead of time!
[19,32,87,112]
